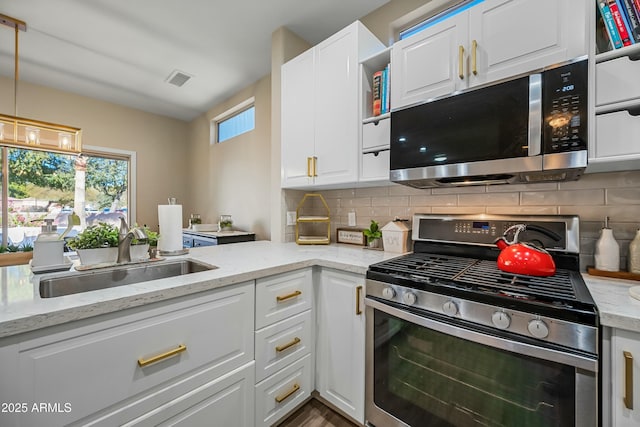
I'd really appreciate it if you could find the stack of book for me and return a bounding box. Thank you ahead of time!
[372,64,390,117]
[597,0,640,50]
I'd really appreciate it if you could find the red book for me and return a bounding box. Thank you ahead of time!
[609,0,634,45]
[372,71,382,116]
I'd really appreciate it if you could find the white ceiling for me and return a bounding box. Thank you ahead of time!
[0,0,389,121]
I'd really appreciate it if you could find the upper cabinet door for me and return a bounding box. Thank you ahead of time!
[281,49,315,188]
[314,25,360,185]
[468,0,588,87]
[391,13,468,110]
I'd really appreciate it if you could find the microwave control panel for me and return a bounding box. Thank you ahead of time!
[542,59,588,153]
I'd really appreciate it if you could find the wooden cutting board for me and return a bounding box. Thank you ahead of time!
[587,267,640,282]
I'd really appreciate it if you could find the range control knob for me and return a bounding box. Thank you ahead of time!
[491,311,511,329]
[442,300,458,316]
[528,319,549,339]
[403,292,417,305]
[381,287,396,300]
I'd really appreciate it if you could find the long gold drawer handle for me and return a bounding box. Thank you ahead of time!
[275,383,300,403]
[625,350,634,410]
[276,337,301,353]
[138,344,186,367]
[276,290,302,302]
[306,157,313,177]
[471,39,478,75]
[458,45,465,80]
[355,285,363,315]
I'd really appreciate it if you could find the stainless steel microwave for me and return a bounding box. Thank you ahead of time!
[390,58,588,188]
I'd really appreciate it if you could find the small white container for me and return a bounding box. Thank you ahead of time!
[381,220,412,253]
[77,247,118,266]
[629,229,640,274]
[594,219,620,272]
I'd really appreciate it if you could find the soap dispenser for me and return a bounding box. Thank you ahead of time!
[31,219,65,269]
[594,216,620,272]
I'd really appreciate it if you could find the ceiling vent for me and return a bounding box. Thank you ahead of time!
[166,70,192,87]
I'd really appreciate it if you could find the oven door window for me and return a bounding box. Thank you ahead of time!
[373,309,575,427]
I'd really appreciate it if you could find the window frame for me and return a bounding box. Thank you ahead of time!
[0,144,136,247]
[210,97,255,144]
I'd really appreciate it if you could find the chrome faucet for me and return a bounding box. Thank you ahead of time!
[117,217,147,264]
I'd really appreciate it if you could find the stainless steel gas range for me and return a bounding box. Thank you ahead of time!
[365,214,599,427]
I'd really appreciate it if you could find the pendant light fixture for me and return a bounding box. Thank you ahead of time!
[0,13,82,154]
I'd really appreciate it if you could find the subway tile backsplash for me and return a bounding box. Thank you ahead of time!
[284,171,640,271]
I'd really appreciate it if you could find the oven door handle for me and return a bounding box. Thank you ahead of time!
[365,297,597,372]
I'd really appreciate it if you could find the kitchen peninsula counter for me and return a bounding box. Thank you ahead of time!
[2,242,639,340]
[0,241,399,339]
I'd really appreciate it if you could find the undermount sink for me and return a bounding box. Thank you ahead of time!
[39,259,217,298]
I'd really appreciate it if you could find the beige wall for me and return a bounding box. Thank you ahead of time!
[185,75,272,240]
[0,76,189,230]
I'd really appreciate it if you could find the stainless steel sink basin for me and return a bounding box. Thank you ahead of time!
[39,259,216,298]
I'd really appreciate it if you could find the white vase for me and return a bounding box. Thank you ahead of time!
[76,247,118,266]
[629,229,640,274]
[594,228,620,272]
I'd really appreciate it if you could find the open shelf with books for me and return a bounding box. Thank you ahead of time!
[360,47,391,123]
[595,0,640,58]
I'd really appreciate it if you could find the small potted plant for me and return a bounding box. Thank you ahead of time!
[363,220,383,249]
[67,222,119,265]
[133,226,159,260]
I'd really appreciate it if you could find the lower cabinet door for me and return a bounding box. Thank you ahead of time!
[612,329,640,427]
[316,269,365,424]
[125,361,255,427]
[255,353,313,427]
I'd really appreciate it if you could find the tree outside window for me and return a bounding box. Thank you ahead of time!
[0,147,129,249]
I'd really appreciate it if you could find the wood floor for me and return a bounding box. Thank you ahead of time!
[277,398,359,427]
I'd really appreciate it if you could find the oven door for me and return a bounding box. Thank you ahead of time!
[365,297,598,427]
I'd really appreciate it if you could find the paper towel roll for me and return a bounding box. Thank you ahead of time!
[158,204,183,252]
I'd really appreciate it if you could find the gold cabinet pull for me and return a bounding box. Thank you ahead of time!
[312,156,318,177]
[471,40,478,75]
[138,344,186,367]
[275,383,300,403]
[625,351,634,410]
[306,157,313,177]
[458,45,465,80]
[276,337,301,353]
[276,290,302,302]
[355,285,363,315]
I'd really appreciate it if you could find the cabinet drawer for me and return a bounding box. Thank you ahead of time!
[255,310,312,382]
[595,110,640,159]
[362,118,390,150]
[76,362,255,427]
[16,283,254,426]
[596,56,640,107]
[256,269,313,329]
[361,149,390,181]
[255,353,313,427]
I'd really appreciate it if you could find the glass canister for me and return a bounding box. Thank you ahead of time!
[219,215,233,231]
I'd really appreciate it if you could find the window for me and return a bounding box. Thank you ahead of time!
[0,145,132,249]
[212,97,255,143]
[399,0,484,40]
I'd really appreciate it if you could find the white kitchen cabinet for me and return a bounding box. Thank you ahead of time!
[391,0,588,110]
[611,328,640,427]
[315,269,366,424]
[254,269,314,427]
[3,282,254,427]
[589,45,640,172]
[281,21,384,189]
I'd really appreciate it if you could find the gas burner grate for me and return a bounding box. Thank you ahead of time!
[370,253,579,301]
[457,260,577,300]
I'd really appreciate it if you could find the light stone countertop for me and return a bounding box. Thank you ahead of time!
[2,240,639,340]
[0,241,399,339]
[584,274,640,332]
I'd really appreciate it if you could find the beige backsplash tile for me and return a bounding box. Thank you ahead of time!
[283,170,640,269]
